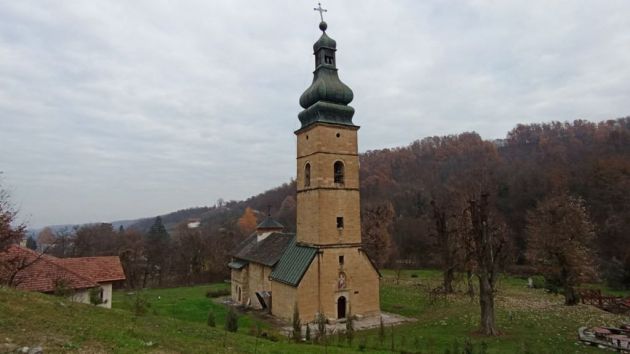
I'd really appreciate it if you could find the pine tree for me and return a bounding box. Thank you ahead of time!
[145,216,171,285]
[292,304,301,342]
[346,306,354,346]
[225,306,239,332]
[305,322,311,342]
[207,310,215,327]
[25,236,37,250]
[378,316,385,346]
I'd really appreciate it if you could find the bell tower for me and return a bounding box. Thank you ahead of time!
[295,20,360,247]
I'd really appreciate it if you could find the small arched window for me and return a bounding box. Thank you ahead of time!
[334,161,344,185]
[304,163,311,187]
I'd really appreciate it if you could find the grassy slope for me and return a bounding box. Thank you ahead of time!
[2,270,629,353]
[0,286,344,353]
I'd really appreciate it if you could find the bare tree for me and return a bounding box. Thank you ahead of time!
[464,193,509,336]
[0,180,26,252]
[361,202,395,267]
[430,200,460,293]
[526,194,597,305]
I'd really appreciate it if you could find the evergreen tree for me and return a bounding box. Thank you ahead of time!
[305,322,311,342]
[225,306,239,332]
[346,306,354,345]
[145,216,170,285]
[291,304,301,342]
[207,310,216,327]
[25,236,37,250]
[378,316,385,346]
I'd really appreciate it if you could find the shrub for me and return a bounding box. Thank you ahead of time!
[411,273,419,278]
[346,313,354,345]
[207,310,215,327]
[132,291,150,317]
[88,287,105,306]
[225,306,238,332]
[358,337,367,352]
[291,304,301,342]
[206,289,230,298]
[305,323,311,342]
[316,312,326,342]
[378,316,385,346]
[53,278,73,297]
[531,275,545,289]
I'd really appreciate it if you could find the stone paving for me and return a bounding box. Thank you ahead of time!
[281,312,416,336]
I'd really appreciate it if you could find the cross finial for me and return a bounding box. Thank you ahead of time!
[314,2,327,22]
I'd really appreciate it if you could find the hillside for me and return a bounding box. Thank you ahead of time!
[0,286,346,354]
[134,117,630,268]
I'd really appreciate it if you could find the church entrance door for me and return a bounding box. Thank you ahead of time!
[337,296,346,319]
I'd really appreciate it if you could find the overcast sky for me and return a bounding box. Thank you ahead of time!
[1,1,629,228]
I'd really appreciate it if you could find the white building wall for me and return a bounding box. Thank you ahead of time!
[66,282,114,309]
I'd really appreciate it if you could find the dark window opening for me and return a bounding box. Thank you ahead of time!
[304,163,311,187]
[337,217,344,229]
[339,255,344,265]
[334,161,344,184]
[336,133,340,138]
[325,55,334,64]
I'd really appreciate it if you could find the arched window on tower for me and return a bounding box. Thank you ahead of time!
[304,163,311,187]
[334,161,344,185]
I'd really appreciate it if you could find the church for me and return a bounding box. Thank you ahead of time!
[229,17,381,323]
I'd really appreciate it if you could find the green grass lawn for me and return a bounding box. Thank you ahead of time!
[2,270,629,353]
[111,283,269,336]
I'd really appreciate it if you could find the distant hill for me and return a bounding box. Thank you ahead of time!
[33,117,630,272]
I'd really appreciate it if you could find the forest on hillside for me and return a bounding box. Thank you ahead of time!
[15,117,630,290]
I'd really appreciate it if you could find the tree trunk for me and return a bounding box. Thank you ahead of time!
[478,273,498,335]
[466,270,475,298]
[564,285,579,305]
[443,267,455,293]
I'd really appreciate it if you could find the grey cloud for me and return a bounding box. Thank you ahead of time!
[0,0,628,227]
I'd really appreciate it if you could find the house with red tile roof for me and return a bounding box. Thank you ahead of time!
[0,245,125,308]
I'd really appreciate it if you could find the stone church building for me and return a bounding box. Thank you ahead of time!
[229,20,381,323]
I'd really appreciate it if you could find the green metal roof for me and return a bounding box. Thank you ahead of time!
[256,216,284,230]
[227,259,248,270]
[298,21,355,130]
[269,238,317,287]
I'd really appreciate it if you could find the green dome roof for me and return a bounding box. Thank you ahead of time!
[297,22,356,129]
[299,68,353,109]
[313,32,336,52]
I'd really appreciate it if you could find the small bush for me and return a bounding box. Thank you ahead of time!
[53,278,74,297]
[378,316,385,346]
[225,306,239,332]
[316,312,327,342]
[358,337,367,351]
[206,289,230,298]
[207,310,215,327]
[531,275,545,289]
[411,273,419,278]
[305,323,311,342]
[346,314,354,346]
[132,291,150,317]
[88,287,105,306]
[291,304,301,342]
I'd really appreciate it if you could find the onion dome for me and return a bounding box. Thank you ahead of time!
[298,21,355,129]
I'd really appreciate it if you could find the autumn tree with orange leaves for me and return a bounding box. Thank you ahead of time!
[238,207,258,235]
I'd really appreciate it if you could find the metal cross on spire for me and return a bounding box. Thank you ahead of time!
[314,2,327,22]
